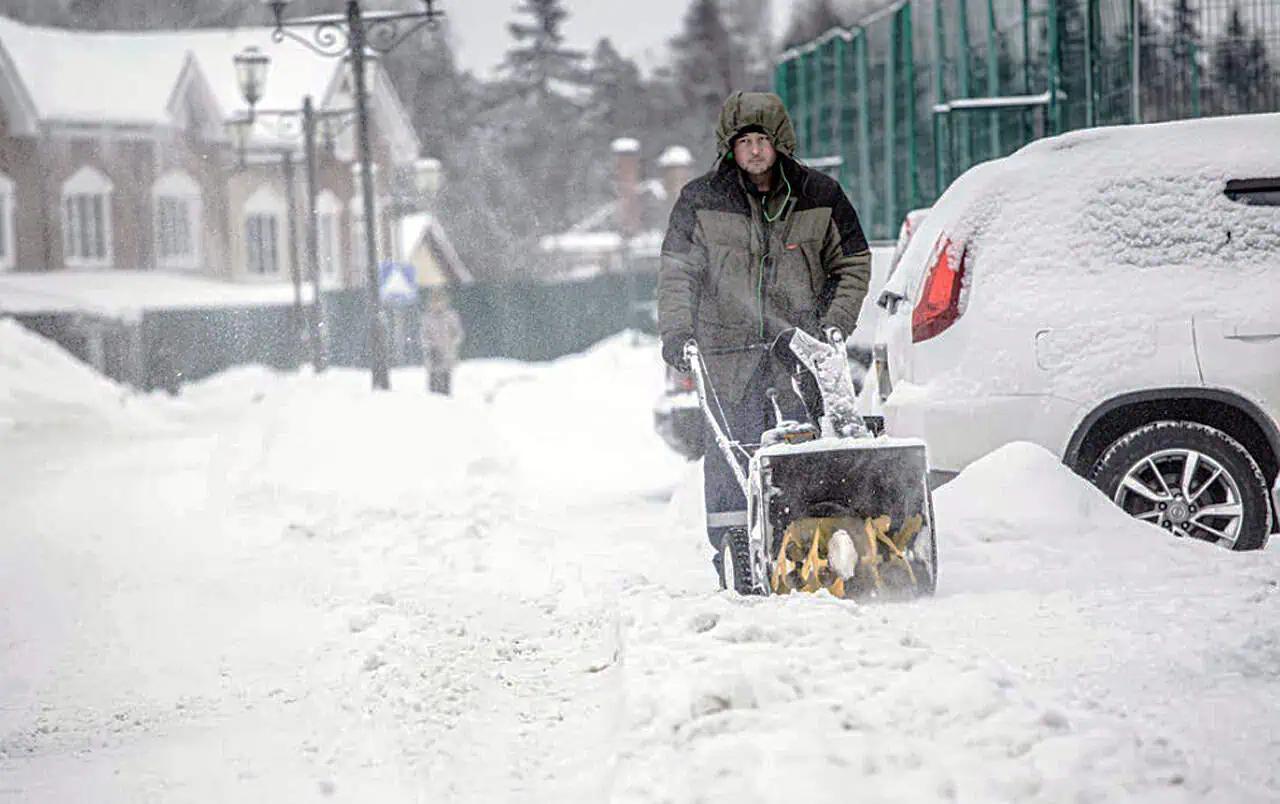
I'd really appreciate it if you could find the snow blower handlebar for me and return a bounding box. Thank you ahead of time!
[685,341,751,496]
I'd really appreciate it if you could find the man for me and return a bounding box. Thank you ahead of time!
[420,287,464,395]
[658,91,872,590]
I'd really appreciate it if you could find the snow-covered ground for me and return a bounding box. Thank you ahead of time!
[2,321,1278,802]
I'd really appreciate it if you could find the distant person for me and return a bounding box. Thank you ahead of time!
[420,288,464,395]
[658,91,872,589]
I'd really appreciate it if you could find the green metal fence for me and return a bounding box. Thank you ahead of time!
[776,0,1280,240]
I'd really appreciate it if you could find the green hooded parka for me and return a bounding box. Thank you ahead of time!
[658,91,872,404]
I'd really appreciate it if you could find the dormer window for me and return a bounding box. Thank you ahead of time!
[153,170,202,270]
[61,166,113,268]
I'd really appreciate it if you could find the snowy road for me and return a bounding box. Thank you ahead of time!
[2,325,1279,802]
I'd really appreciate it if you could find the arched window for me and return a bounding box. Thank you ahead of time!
[316,189,342,282]
[243,186,285,276]
[153,170,202,270]
[61,166,113,268]
[0,172,13,271]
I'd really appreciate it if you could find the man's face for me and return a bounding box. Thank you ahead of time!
[732,132,776,178]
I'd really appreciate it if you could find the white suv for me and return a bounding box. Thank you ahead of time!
[864,113,1280,550]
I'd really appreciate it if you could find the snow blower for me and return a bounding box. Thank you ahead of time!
[686,329,937,599]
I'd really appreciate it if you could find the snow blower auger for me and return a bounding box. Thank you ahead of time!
[687,329,937,600]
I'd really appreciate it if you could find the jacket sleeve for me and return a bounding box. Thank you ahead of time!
[818,191,872,335]
[657,186,706,341]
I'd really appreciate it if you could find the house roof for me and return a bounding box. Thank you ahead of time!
[0,16,420,160]
[397,213,473,285]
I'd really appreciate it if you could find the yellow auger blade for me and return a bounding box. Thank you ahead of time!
[771,513,927,600]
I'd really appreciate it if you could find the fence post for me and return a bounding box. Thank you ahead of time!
[810,46,822,156]
[934,0,949,195]
[1048,0,1061,134]
[1083,0,1095,126]
[955,0,972,170]
[1190,39,1201,117]
[855,28,874,230]
[1130,0,1141,123]
[798,50,808,158]
[885,13,899,235]
[985,0,1001,156]
[904,4,920,210]
[1021,0,1033,142]
[834,36,849,191]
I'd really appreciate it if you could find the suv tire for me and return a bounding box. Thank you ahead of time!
[1090,420,1272,551]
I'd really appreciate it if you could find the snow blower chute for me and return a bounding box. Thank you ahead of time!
[687,329,937,599]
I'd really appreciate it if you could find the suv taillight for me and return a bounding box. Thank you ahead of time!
[911,235,968,343]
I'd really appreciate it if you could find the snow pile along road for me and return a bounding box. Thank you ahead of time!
[611,442,1280,802]
[0,317,155,431]
[2,332,1278,802]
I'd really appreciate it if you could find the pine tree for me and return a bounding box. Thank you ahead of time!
[723,0,774,90]
[500,0,587,100]
[781,0,842,50]
[671,0,738,136]
[584,38,650,138]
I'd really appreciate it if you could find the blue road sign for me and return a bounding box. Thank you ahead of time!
[379,261,418,307]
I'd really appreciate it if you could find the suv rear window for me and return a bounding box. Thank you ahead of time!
[1225,178,1280,207]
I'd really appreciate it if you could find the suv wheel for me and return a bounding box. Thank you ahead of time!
[1090,421,1272,551]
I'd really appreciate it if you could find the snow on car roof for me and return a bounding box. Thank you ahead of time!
[897,113,1280,319]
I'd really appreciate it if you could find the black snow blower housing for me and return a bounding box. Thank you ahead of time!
[687,328,937,599]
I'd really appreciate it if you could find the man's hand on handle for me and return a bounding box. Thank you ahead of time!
[662,333,694,373]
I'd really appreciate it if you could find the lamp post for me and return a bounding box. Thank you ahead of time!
[259,0,445,391]
[231,49,363,371]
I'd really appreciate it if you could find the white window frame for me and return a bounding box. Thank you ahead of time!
[61,166,113,269]
[152,171,202,271]
[0,173,13,271]
[243,186,286,278]
[245,214,280,276]
[317,190,342,283]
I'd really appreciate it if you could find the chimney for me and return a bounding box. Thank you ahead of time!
[612,137,641,237]
[658,146,694,206]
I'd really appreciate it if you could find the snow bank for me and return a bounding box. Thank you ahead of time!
[473,331,687,503]
[0,317,154,431]
[935,441,1219,594]
[189,365,500,518]
[617,440,1279,802]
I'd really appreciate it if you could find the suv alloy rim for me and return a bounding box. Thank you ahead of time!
[1114,448,1245,548]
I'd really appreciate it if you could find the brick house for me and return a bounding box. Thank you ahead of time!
[0,15,435,288]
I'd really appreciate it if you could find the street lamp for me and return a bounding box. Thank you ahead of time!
[260,0,445,391]
[225,112,254,165]
[233,46,270,109]
[231,46,359,373]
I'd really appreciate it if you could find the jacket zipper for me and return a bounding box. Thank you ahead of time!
[755,197,770,339]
